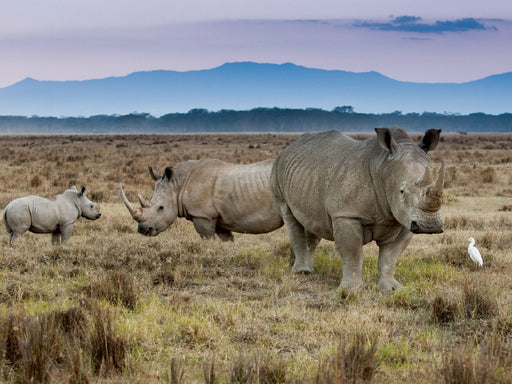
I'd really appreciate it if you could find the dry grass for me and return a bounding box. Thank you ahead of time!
[0,133,511,383]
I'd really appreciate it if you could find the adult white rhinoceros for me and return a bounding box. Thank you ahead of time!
[270,127,445,291]
[3,185,101,245]
[120,158,283,240]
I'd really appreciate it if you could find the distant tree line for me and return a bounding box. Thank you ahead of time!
[0,107,511,134]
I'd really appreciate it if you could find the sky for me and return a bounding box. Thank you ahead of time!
[0,0,511,87]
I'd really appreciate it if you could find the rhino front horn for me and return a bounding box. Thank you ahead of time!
[119,183,143,222]
[423,160,445,211]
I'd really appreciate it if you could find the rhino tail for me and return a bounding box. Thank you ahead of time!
[2,206,12,235]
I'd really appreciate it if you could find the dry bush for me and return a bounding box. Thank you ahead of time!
[89,305,127,375]
[315,331,379,384]
[440,343,492,384]
[230,352,257,384]
[442,244,469,267]
[258,355,288,384]
[431,296,458,324]
[203,356,218,384]
[167,357,186,384]
[440,331,512,384]
[85,270,138,310]
[2,312,71,383]
[227,352,288,384]
[462,278,497,320]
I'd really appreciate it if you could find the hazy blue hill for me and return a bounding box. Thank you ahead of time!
[0,62,510,116]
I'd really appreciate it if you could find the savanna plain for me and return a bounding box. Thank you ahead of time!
[0,132,511,383]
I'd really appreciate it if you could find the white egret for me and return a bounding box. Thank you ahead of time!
[467,237,483,267]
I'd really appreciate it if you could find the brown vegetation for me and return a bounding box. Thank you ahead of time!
[0,132,512,382]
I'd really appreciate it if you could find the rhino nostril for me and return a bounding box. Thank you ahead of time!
[410,221,419,233]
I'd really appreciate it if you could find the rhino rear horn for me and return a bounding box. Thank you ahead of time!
[431,160,445,194]
[138,194,151,208]
[416,166,433,188]
[119,183,143,222]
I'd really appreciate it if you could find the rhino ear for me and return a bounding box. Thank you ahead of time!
[78,186,85,197]
[375,128,398,154]
[163,167,173,182]
[70,185,77,191]
[419,129,441,152]
[148,167,161,181]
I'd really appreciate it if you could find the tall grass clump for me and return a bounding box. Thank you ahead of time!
[440,343,491,384]
[431,295,458,324]
[89,305,127,375]
[462,277,497,320]
[86,270,138,310]
[315,331,379,383]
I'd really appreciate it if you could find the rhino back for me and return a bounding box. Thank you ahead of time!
[212,159,283,233]
[272,131,380,239]
[4,196,59,233]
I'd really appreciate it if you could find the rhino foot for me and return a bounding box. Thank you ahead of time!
[292,264,314,274]
[377,278,402,292]
[338,278,364,291]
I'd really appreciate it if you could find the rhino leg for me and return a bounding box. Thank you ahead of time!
[9,232,23,245]
[51,232,61,245]
[192,217,216,239]
[59,224,74,244]
[377,228,413,291]
[278,205,314,273]
[306,231,321,253]
[215,226,234,242]
[332,218,364,290]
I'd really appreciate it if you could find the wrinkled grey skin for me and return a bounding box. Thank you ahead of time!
[270,127,445,291]
[3,185,101,245]
[120,158,283,240]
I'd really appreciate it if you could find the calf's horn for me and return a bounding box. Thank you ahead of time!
[119,183,143,222]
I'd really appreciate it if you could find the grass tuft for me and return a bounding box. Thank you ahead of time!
[89,305,127,375]
[316,331,379,383]
[462,278,497,320]
[86,270,138,310]
[431,295,458,324]
[167,357,186,384]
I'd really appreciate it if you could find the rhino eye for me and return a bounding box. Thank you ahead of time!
[157,205,164,211]
[90,204,94,208]
[400,188,405,195]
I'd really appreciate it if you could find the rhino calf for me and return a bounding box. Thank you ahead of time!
[3,185,101,245]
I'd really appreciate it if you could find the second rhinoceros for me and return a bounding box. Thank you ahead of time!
[3,185,101,245]
[270,127,445,291]
[120,158,284,240]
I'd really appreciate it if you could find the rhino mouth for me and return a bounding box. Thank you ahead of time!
[137,224,159,236]
[410,220,443,234]
[85,213,102,220]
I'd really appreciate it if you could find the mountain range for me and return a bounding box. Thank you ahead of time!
[0,62,511,117]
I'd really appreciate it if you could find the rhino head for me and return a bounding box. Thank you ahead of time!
[72,186,102,220]
[376,128,445,234]
[120,167,179,236]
